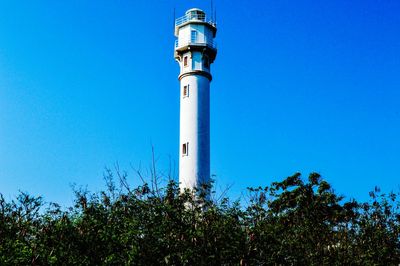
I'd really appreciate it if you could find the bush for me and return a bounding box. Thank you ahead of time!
[0,172,399,265]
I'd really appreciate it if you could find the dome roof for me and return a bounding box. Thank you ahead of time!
[185,8,205,15]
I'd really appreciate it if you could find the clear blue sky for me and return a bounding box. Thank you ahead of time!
[1,0,399,206]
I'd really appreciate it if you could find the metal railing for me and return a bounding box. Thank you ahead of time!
[175,39,217,50]
[175,13,209,27]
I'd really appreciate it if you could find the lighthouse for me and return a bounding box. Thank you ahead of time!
[174,8,217,191]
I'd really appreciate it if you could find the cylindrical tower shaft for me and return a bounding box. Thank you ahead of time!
[179,75,210,189]
[174,8,217,191]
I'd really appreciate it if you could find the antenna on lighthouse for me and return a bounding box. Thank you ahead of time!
[215,6,217,24]
[210,0,214,22]
[173,8,176,31]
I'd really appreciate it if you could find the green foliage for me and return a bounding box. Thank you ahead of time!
[0,172,399,265]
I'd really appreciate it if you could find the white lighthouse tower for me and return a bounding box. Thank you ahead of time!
[174,8,217,191]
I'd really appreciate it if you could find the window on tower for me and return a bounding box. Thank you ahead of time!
[203,56,210,69]
[184,56,188,67]
[191,30,198,43]
[182,143,189,156]
[183,85,189,98]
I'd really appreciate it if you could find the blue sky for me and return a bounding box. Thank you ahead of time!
[1,0,399,206]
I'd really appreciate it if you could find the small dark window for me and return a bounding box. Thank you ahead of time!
[182,142,189,156]
[183,85,189,98]
[203,56,210,69]
[184,56,188,67]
